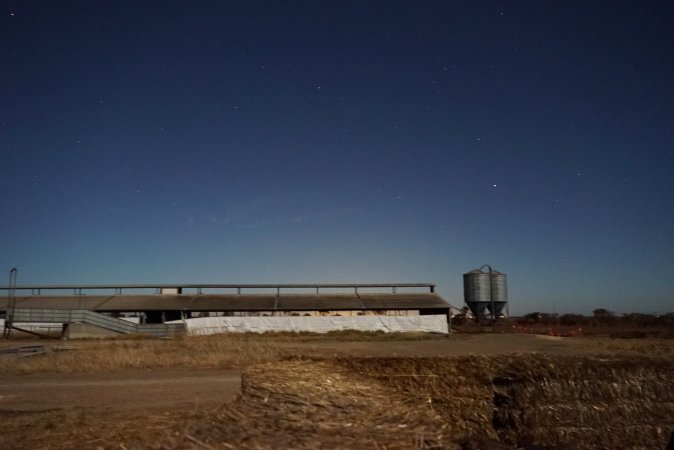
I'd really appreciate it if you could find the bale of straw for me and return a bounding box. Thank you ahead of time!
[336,354,674,449]
[490,354,674,449]
[338,356,499,439]
[160,359,459,449]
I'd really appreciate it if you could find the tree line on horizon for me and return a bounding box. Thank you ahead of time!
[453,307,674,327]
[516,309,674,327]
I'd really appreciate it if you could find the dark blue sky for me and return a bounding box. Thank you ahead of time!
[2,1,673,314]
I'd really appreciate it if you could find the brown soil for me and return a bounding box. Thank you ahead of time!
[0,368,241,413]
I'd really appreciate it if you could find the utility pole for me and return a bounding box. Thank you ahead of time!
[3,268,17,339]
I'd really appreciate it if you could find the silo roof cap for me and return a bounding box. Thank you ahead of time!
[464,267,505,275]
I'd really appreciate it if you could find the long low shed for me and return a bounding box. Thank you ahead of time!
[1,284,451,337]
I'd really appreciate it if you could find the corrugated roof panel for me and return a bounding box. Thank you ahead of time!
[277,294,363,310]
[189,295,276,311]
[2,293,450,312]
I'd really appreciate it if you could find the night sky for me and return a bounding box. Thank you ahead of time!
[2,1,673,314]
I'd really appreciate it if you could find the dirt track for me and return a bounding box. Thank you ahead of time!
[0,369,241,413]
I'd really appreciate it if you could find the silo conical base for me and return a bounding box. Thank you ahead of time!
[486,301,507,316]
[466,301,490,319]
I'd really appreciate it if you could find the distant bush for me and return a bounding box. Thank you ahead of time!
[517,312,536,325]
[592,308,617,325]
[620,313,659,327]
[560,314,588,326]
[517,312,557,325]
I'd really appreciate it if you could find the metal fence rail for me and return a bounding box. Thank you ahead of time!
[11,309,185,336]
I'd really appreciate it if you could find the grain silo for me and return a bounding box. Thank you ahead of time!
[463,269,491,319]
[463,265,508,321]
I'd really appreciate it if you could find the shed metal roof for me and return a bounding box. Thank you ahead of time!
[1,293,449,312]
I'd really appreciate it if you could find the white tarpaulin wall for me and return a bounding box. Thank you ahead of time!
[179,315,448,335]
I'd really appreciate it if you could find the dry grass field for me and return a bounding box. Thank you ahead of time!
[0,331,673,449]
[0,333,282,374]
